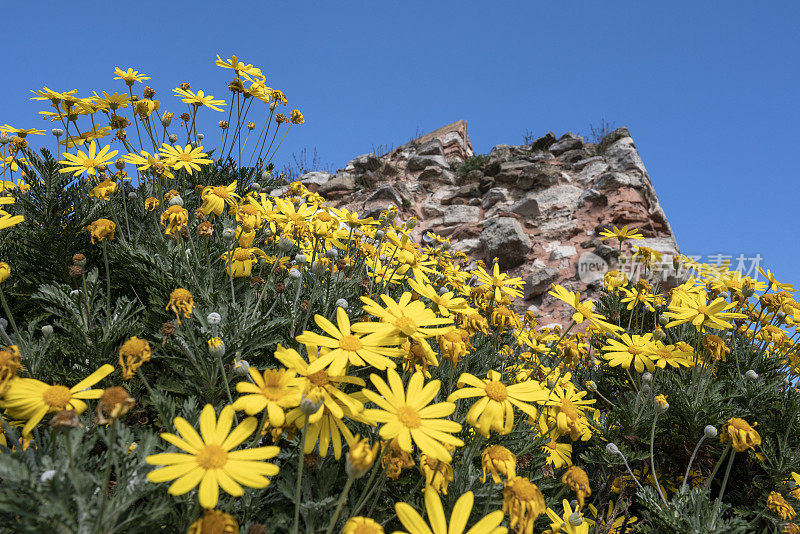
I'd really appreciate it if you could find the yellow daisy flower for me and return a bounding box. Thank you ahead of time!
[297,307,405,375]
[58,141,119,177]
[145,404,279,509]
[200,181,240,217]
[448,370,546,437]
[159,143,213,175]
[232,367,302,426]
[0,364,114,436]
[394,487,506,534]
[362,369,463,463]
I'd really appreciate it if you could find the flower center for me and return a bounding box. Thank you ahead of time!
[487,445,513,461]
[85,158,97,168]
[42,385,72,409]
[394,315,418,335]
[339,335,363,352]
[179,153,193,162]
[627,346,642,355]
[307,370,330,386]
[212,186,229,198]
[196,444,228,469]
[233,249,251,261]
[575,303,593,317]
[511,478,539,501]
[396,405,421,428]
[353,523,382,534]
[696,305,709,315]
[484,380,509,402]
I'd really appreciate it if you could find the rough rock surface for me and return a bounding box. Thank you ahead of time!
[298,120,680,325]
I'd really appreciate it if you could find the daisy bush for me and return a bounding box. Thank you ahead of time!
[0,55,798,534]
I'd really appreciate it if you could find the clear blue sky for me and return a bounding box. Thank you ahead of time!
[4,1,799,286]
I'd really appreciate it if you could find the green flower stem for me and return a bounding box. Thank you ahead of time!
[703,444,731,492]
[710,450,737,530]
[325,474,355,534]
[248,409,269,448]
[102,240,112,314]
[96,420,117,534]
[136,368,169,429]
[681,435,707,491]
[292,418,310,534]
[649,412,667,504]
[0,287,23,349]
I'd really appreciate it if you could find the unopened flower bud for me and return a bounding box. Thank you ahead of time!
[742,287,755,297]
[197,133,204,141]
[207,312,221,325]
[128,192,136,199]
[208,337,226,358]
[261,169,271,180]
[606,443,620,455]
[745,369,758,380]
[311,261,326,275]
[41,324,54,336]
[374,230,385,240]
[568,512,583,526]
[295,254,307,264]
[278,237,295,251]
[406,217,417,229]
[288,268,301,280]
[326,248,339,259]
[168,134,178,143]
[658,315,669,326]
[704,425,718,438]
[70,289,81,298]
[336,298,348,309]
[222,228,236,242]
[269,101,278,111]
[250,182,261,191]
[654,394,669,413]
[169,195,184,207]
[642,372,653,383]
[233,359,250,376]
[300,392,323,414]
[585,380,597,392]
[40,470,56,482]
[114,158,125,170]
[51,128,63,137]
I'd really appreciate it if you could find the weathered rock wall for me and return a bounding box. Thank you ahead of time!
[288,121,679,325]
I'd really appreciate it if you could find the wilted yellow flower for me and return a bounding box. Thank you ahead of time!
[438,329,471,366]
[144,196,160,211]
[160,205,189,236]
[768,491,796,520]
[562,466,591,507]
[290,109,304,124]
[721,417,761,452]
[89,178,117,200]
[481,445,516,484]
[187,509,239,534]
[86,218,116,244]
[96,386,135,424]
[200,181,240,217]
[0,345,22,395]
[503,476,546,534]
[119,336,151,380]
[0,262,10,284]
[382,438,415,479]
[166,288,194,324]
[347,435,379,478]
[221,247,267,278]
[419,452,454,495]
[342,517,383,534]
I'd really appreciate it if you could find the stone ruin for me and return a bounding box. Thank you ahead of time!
[282,120,680,325]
